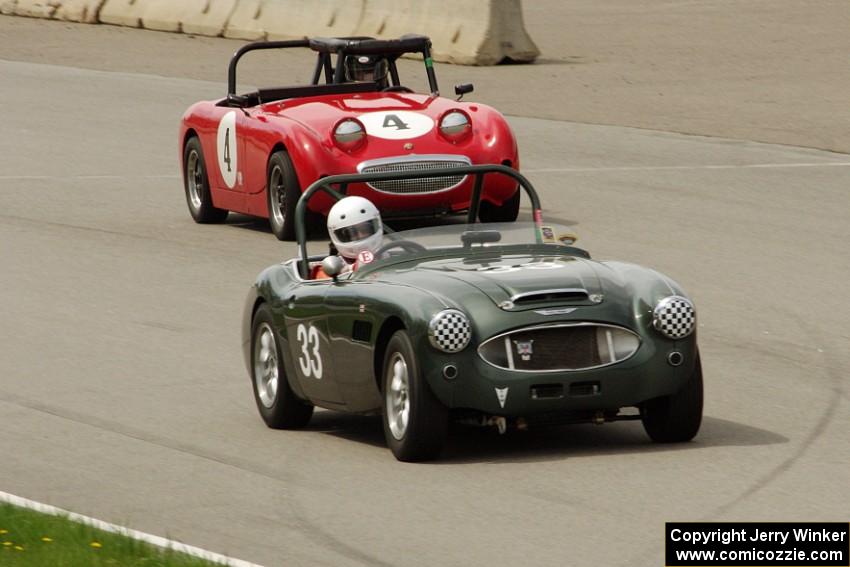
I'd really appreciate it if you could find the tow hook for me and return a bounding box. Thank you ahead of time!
[593,410,606,425]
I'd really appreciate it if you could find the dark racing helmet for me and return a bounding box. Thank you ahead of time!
[344,55,389,87]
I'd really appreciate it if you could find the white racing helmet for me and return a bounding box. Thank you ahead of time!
[327,196,383,259]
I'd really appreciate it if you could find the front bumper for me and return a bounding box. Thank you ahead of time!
[421,336,698,416]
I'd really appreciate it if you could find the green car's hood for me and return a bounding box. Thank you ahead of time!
[369,252,623,312]
[419,255,601,307]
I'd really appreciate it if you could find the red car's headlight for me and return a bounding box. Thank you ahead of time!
[439,110,472,143]
[333,118,366,152]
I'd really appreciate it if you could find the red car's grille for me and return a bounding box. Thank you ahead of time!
[359,157,470,194]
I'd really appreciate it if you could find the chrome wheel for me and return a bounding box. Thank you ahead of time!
[268,165,285,227]
[186,149,203,210]
[254,322,279,409]
[386,352,410,440]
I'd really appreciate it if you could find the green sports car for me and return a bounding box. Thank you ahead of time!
[242,165,702,461]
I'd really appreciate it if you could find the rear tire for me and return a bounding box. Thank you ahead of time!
[267,151,301,241]
[478,187,520,223]
[381,330,448,461]
[641,354,703,442]
[251,304,313,429]
[183,137,228,223]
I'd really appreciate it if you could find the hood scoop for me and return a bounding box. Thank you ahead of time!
[511,288,589,305]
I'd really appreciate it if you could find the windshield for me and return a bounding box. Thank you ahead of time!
[373,222,578,261]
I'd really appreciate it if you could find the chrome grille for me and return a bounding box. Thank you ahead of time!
[478,323,640,372]
[358,156,470,194]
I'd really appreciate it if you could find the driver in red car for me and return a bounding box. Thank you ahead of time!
[314,196,384,279]
[344,55,390,88]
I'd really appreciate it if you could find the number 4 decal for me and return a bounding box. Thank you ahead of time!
[216,111,238,188]
[223,128,232,172]
[357,111,434,140]
[296,323,323,379]
[382,114,409,130]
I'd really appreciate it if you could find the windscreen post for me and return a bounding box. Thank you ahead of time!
[467,173,484,222]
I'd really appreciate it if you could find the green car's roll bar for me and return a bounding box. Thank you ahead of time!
[295,164,543,279]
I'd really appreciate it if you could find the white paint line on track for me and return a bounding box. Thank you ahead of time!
[0,491,264,567]
[524,162,850,173]
[0,175,181,180]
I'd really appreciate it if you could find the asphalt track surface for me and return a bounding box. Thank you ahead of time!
[2,26,850,567]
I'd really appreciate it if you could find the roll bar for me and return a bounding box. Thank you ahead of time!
[295,164,544,278]
[227,40,310,96]
[227,34,439,99]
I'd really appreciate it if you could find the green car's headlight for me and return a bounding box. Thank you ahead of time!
[428,309,471,353]
[652,296,696,339]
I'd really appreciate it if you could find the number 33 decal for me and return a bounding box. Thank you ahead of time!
[296,323,323,379]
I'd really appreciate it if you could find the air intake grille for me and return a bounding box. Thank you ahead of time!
[478,324,639,372]
[530,384,564,400]
[359,158,469,194]
[513,289,588,305]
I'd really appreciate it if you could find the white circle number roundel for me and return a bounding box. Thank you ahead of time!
[216,111,238,189]
[358,111,434,140]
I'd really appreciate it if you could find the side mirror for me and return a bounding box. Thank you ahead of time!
[321,255,345,281]
[454,83,474,100]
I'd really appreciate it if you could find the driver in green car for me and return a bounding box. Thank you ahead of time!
[314,196,384,279]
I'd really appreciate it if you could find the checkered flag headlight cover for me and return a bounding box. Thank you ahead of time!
[428,309,472,352]
[652,296,696,339]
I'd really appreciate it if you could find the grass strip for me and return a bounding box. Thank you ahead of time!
[0,502,228,566]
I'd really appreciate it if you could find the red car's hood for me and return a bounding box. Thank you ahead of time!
[256,92,497,141]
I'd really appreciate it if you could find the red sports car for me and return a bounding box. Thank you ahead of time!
[179,35,520,240]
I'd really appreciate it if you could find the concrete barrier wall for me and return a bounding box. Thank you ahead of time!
[6,0,101,23]
[12,0,57,19]
[99,0,237,34]
[2,0,539,65]
[181,0,239,36]
[224,0,363,41]
[355,0,539,65]
[54,0,104,22]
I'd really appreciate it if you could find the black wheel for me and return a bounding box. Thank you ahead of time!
[641,354,703,442]
[267,151,301,241]
[381,330,448,461]
[478,187,520,223]
[183,137,228,223]
[251,304,313,429]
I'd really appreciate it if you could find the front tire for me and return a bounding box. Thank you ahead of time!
[478,187,520,223]
[183,137,228,224]
[251,304,313,429]
[641,354,703,442]
[267,151,301,241]
[382,330,448,461]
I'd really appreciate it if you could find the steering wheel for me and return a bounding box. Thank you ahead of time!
[375,240,427,256]
[381,85,414,93]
